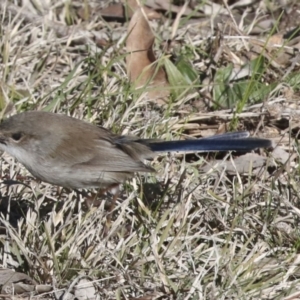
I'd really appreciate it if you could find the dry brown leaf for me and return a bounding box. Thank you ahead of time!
[126,8,170,105]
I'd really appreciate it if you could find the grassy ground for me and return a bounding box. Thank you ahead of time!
[0,0,300,299]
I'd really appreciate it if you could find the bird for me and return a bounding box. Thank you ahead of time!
[0,111,272,190]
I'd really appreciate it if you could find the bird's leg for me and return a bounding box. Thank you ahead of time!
[81,184,119,208]
[82,190,102,208]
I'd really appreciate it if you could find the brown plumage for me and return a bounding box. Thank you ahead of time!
[0,111,272,190]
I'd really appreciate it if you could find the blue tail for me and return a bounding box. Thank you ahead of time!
[147,131,272,152]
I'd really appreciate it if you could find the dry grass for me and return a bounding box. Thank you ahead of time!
[0,0,300,299]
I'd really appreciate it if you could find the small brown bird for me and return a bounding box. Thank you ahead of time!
[0,111,272,190]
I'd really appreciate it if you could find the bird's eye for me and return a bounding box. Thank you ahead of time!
[11,132,22,141]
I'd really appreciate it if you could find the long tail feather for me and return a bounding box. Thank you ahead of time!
[147,132,272,152]
[201,131,249,140]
